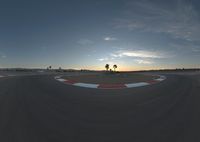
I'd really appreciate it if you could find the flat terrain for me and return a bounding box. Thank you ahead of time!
[63,73,158,84]
[0,71,200,142]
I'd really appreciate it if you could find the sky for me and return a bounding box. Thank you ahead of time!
[0,0,200,71]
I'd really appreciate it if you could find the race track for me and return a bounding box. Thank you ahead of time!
[0,73,200,142]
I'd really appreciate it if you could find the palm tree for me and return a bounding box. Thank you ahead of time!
[49,66,52,70]
[113,64,117,71]
[105,64,109,71]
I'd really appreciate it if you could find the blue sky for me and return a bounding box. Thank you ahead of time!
[0,0,200,70]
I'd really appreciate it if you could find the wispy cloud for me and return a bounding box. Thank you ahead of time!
[97,50,169,66]
[104,37,117,41]
[0,52,6,58]
[113,0,200,41]
[97,58,109,61]
[111,50,166,58]
[135,59,153,64]
[170,42,200,53]
[77,39,94,45]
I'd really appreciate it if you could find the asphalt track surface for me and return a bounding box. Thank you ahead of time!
[0,73,200,142]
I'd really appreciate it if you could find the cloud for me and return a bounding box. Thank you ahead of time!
[104,37,117,41]
[97,50,168,65]
[1,55,6,58]
[135,59,153,64]
[113,0,200,41]
[192,48,200,52]
[77,39,93,45]
[97,58,109,61]
[0,52,6,58]
[170,42,200,53]
[111,50,166,58]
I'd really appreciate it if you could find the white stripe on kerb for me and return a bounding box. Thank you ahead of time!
[74,83,98,88]
[154,75,166,81]
[154,78,164,81]
[159,75,166,79]
[125,82,149,88]
[55,76,61,79]
[0,75,4,78]
[57,78,66,82]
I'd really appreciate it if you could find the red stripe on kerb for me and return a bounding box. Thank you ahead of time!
[98,84,126,89]
[146,80,159,84]
[64,80,77,84]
